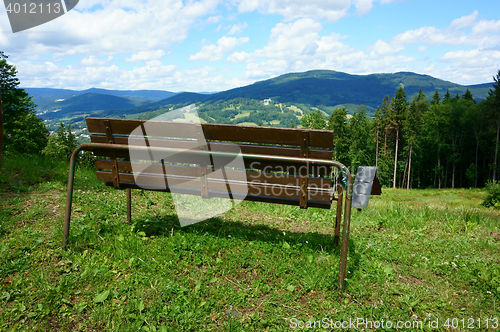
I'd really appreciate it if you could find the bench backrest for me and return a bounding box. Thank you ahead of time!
[86,117,336,209]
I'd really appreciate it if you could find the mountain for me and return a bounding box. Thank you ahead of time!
[38,93,139,120]
[24,87,177,101]
[26,70,495,128]
[23,87,179,122]
[161,70,493,109]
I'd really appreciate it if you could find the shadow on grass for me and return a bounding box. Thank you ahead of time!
[131,214,360,274]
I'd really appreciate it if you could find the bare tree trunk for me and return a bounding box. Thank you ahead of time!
[375,129,379,168]
[437,146,442,189]
[407,145,412,190]
[384,129,387,154]
[401,154,408,189]
[494,114,500,182]
[475,139,479,188]
[452,163,456,189]
[0,89,3,166]
[444,162,448,188]
[393,127,399,189]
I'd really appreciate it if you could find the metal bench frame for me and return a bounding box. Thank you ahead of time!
[63,120,353,291]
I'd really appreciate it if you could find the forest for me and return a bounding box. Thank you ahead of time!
[299,73,500,189]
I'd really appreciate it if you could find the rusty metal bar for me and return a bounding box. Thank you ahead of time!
[338,172,353,292]
[334,182,343,246]
[299,131,309,209]
[63,146,81,248]
[126,188,131,224]
[62,142,353,292]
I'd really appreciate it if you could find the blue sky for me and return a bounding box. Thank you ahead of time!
[1,0,499,92]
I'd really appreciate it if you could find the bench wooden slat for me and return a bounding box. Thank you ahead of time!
[101,181,332,209]
[94,157,333,178]
[90,134,333,160]
[87,118,334,149]
[96,171,332,203]
[94,159,332,188]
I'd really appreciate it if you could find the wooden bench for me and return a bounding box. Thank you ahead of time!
[63,117,353,290]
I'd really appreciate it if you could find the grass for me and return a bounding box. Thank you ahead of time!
[1,155,499,331]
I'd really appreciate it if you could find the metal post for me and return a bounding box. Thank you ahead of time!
[334,183,343,246]
[126,188,131,224]
[338,167,353,292]
[63,146,81,248]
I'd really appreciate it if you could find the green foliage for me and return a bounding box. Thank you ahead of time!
[79,151,96,168]
[327,107,350,164]
[0,153,68,191]
[348,106,374,172]
[42,122,75,160]
[481,181,500,209]
[300,110,326,129]
[1,57,48,155]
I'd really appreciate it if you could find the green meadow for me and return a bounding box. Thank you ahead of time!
[1,155,499,331]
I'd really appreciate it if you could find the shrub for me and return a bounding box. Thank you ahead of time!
[481,180,500,209]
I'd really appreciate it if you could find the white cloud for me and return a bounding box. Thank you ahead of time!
[472,19,500,34]
[226,18,416,80]
[228,22,248,35]
[440,49,500,64]
[370,11,500,55]
[368,40,403,55]
[206,15,222,24]
[450,10,478,29]
[3,0,220,61]
[190,36,249,61]
[353,0,374,16]
[227,51,252,63]
[126,50,166,62]
[236,0,351,22]
[80,55,113,66]
[254,18,323,58]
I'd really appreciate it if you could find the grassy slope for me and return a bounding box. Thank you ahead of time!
[0,156,499,331]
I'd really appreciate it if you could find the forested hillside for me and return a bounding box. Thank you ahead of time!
[163,70,493,108]
[299,74,500,189]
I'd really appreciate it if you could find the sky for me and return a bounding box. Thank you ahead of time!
[1,0,500,92]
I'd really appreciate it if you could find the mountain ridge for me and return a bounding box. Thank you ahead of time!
[26,70,495,128]
[160,70,494,108]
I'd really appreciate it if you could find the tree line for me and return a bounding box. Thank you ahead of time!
[301,71,500,189]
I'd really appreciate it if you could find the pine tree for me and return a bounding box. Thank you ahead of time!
[300,110,326,129]
[431,90,441,106]
[327,107,349,164]
[462,89,474,102]
[390,87,409,188]
[488,70,500,181]
[443,90,452,103]
[348,106,373,173]
[42,122,73,160]
[1,52,47,159]
[404,89,427,189]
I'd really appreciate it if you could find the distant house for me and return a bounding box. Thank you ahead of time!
[263,98,272,105]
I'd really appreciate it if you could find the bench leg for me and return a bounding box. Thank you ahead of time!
[63,148,80,248]
[126,188,132,224]
[338,191,352,292]
[334,184,343,246]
